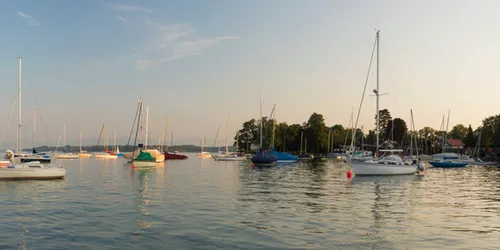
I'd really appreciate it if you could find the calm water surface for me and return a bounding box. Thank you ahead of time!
[0,153,499,249]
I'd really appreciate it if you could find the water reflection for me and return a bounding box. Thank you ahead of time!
[132,168,153,235]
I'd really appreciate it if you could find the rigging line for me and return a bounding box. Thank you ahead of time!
[0,96,18,149]
[36,110,56,150]
[125,100,141,151]
[348,32,377,165]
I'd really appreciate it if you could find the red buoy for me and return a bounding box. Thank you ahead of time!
[346,170,352,178]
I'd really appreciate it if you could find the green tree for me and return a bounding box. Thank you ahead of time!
[463,125,476,147]
[449,124,467,141]
[366,130,376,145]
[384,118,407,143]
[287,124,302,152]
[375,109,392,140]
[305,113,328,153]
[234,119,258,152]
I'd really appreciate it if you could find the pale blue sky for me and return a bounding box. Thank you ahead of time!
[0,0,499,148]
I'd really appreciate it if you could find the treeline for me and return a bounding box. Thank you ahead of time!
[28,145,233,153]
[233,109,500,154]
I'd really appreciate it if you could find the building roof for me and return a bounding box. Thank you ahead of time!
[447,139,465,147]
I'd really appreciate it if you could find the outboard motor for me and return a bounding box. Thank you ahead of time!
[417,162,425,172]
[4,150,14,163]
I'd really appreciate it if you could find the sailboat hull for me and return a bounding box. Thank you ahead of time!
[95,154,118,159]
[132,160,156,167]
[56,154,79,159]
[0,163,66,180]
[351,162,417,176]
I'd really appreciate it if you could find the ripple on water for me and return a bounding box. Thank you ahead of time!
[0,157,500,249]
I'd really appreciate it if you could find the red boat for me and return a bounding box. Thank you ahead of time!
[164,151,188,160]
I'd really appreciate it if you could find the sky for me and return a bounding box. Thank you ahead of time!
[0,0,499,148]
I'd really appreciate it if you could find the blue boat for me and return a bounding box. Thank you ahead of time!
[251,149,277,166]
[429,160,468,168]
[268,149,298,163]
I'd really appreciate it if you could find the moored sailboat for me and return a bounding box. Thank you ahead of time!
[0,57,65,180]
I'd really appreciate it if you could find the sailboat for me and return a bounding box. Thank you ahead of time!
[196,136,212,159]
[55,124,79,159]
[429,111,469,168]
[267,105,298,163]
[469,128,498,166]
[349,31,424,176]
[16,110,51,163]
[163,120,188,160]
[251,93,277,166]
[216,114,245,161]
[297,131,314,160]
[0,57,65,179]
[131,99,156,167]
[78,129,92,158]
[141,106,165,162]
[95,124,118,159]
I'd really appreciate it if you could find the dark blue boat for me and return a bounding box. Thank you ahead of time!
[251,149,277,166]
[429,160,468,168]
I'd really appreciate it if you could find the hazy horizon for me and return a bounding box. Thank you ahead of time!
[0,0,498,149]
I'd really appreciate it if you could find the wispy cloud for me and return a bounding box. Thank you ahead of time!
[135,18,239,70]
[116,16,126,24]
[17,11,40,26]
[107,3,152,13]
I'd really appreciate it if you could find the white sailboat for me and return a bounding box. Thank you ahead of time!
[16,110,52,163]
[142,106,165,162]
[216,114,245,161]
[0,57,65,180]
[349,31,424,176]
[78,129,92,158]
[95,124,118,159]
[55,124,79,159]
[197,136,212,159]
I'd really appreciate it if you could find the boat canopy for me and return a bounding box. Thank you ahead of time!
[135,150,155,161]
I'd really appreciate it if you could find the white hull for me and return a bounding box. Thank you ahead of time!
[351,162,417,176]
[276,160,298,163]
[216,156,245,161]
[56,154,79,159]
[197,152,212,159]
[132,160,156,167]
[78,153,92,158]
[95,154,118,159]
[0,162,66,180]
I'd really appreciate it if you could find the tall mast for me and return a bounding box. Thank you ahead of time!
[63,124,66,147]
[300,130,303,154]
[375,30,380,154]
[444,110,451,153]
[80,129,82,152]
[17,57,22,154]
[214,126,220,151]
[259,93,263,149]
[271,104,276,149]
[33,110,36,150]
[145,106,149,149]
[170,132,173,147]
[327,129,331,153]
[164,118,168,151]
[114,128,117,152]
[440,115,445,153]
[225,114,230,153]
[104,123,107,151]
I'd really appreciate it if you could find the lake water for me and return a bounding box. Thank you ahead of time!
[0,154,499,249]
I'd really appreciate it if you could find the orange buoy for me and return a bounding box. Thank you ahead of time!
[346,170,352,178]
